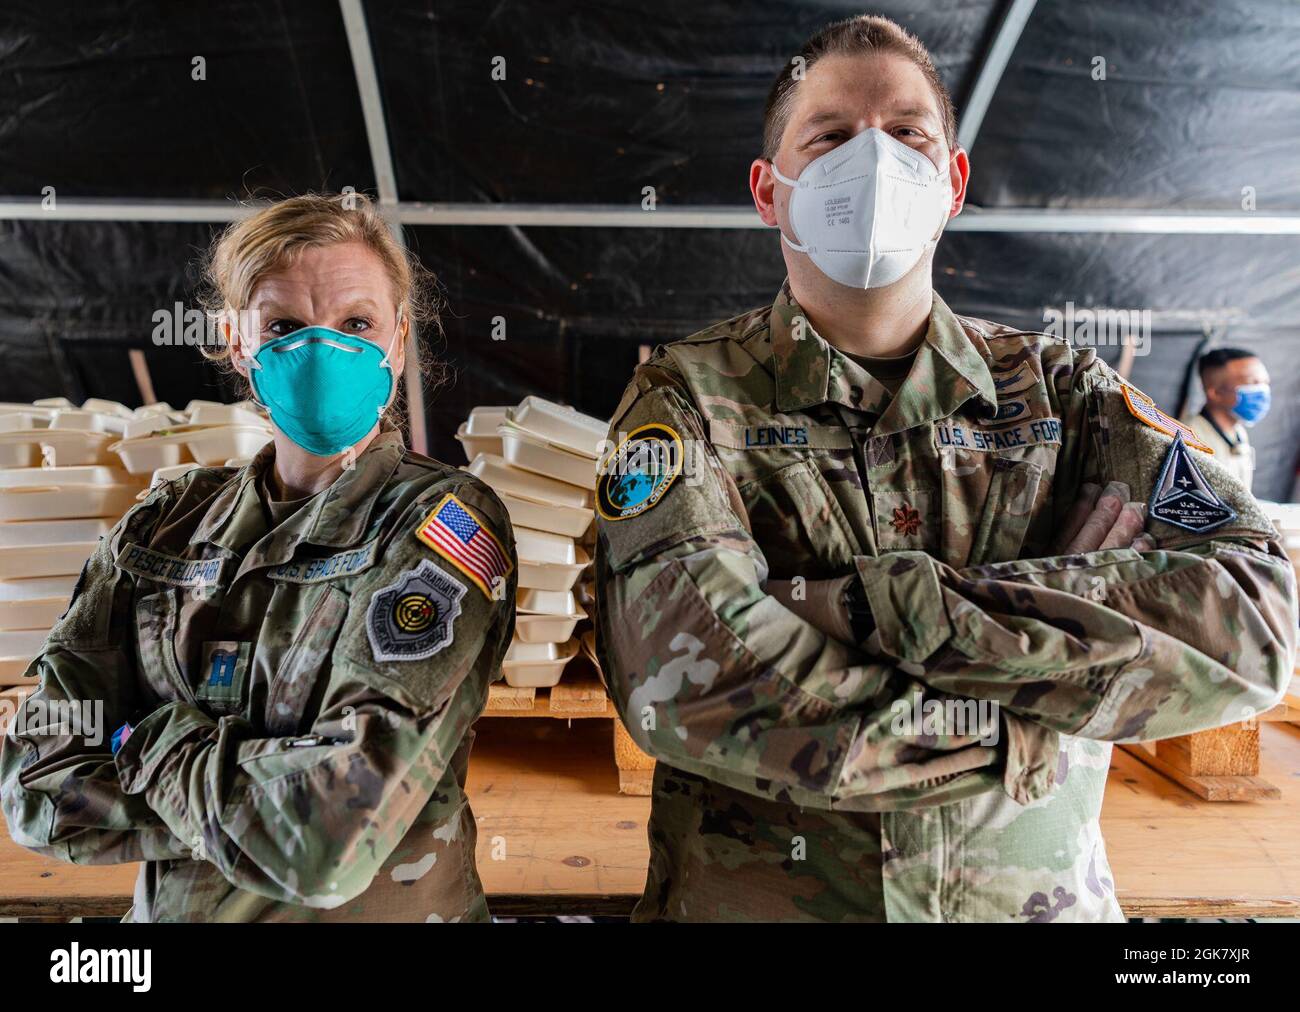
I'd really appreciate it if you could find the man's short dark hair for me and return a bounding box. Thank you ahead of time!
[762,15,958,161]
[1198,347,1259,377]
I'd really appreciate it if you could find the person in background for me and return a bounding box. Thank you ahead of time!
[1,193,517,921]
[1183,347,1270,491]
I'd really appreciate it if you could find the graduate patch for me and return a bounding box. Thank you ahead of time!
[1122,385,1213,454]
[596,423,684,521]
[366,559,466,663]
[1149,433,1237,533]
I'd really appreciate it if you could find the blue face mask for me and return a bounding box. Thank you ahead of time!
[245,325,397,456]
[1231,383,1270,426]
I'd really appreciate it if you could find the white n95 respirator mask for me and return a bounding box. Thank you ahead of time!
[770,127,953,289]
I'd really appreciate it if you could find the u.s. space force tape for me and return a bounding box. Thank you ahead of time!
[934,417,1063,452]
[267,541,379,584]
[116,543,228,587]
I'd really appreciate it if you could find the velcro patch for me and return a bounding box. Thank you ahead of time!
[195,640,250,715]
[1149,433,1237,533]
[934,418,1063,453]
[366,559,466,662]
[414,493,513,599]
[708,420,852,450]
[597,423,685,521]
[1122,385,1213,454]
[115,543,227,588]
[268,541,378,584]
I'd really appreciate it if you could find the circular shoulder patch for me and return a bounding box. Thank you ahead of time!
[596,423,684,522]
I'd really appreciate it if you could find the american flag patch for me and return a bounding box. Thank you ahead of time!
[415,493,512,598]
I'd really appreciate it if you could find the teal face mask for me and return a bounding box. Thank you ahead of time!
[245,325,397,456]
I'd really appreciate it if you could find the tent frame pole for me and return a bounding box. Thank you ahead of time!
[957,0,1039,154]
[1,198,1296,234]
[339,0,428,455]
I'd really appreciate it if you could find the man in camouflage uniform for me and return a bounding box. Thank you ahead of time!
[594,16,1296,921]
[1,421,516,921]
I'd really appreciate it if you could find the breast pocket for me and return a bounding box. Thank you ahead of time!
[966,456,1044,567]
[737,458,859,578]
[134,590,199,706]
[263,584,349,736]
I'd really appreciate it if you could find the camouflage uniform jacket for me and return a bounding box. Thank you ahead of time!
[594,283,1296,923]
[1,424,517,921]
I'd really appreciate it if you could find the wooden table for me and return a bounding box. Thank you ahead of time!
[2,719,1299,919]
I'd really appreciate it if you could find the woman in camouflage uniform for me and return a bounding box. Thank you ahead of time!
[1,194,517,921]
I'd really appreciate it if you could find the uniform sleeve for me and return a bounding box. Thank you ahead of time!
[855,355,1297,742]
[595,366,1059,814]
[110,481,516,909]
[0,491,194,864]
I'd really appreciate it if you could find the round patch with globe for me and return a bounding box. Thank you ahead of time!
[596,423,684,521]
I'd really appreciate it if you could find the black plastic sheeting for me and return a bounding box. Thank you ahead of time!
[371,0,994,204]
[0,0,374,199]
[972,0,1300,210]
[0,0,1297,500]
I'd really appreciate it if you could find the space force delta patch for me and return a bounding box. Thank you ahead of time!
[366,559,466,663]
[116,543,227,588]
[597,423,684,521]
[1149,432,1237,533]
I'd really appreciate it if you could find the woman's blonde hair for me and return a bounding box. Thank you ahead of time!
[199,192,445,415]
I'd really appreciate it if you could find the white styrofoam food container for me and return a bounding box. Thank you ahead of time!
[0,575,78,631]
[469,453,590,509]
[498,423,598,490]
[515,526,579,566]
[80,398,134,419]
[0,414,39,468]
[513,611,585,645]
[501,637,579,688]
[455,406,511,461]
[518,550,589,592]
[516,586,583,617]
[496,489,593,539]
[0,518,108,578]
[0,628,46,684]
[111,425,270,472]
[0,466,133,488]
[0,484,142,522]
[506,397,607,459]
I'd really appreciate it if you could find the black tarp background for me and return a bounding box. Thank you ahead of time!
[0,0,1297,499]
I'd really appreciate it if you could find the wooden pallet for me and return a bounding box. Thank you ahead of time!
[480,662,655,796]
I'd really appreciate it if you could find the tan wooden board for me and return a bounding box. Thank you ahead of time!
[483,678,616,719]
[1104,723,1300,916]
[2,719,1299,919]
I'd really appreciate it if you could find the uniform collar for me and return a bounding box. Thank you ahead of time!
[193,422,406,553]
[1199,405,1246,448]
[770,282,997,435]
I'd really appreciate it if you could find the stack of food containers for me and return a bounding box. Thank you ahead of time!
[0,397,274,684]
[0,397,145,683]
[110,399,272,490]
[456,396,607,689]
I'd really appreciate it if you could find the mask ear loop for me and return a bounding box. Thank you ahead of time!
[767,161,813,254]
[375,307,405,421]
